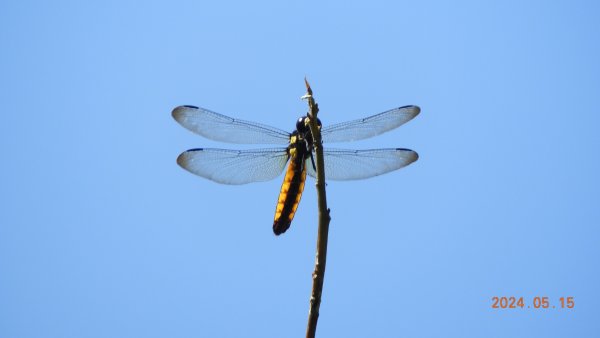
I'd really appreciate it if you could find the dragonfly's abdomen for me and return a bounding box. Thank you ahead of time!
[273,150,307,235]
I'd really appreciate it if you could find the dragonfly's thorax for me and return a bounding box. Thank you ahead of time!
[288,132,309,156]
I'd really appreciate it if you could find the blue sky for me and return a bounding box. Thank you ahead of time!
[1,1,599,337]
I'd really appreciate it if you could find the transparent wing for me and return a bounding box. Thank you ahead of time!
[177,148,290,185]
[305,148,418,181]
[172,105,291,144]
[320,105,420,143]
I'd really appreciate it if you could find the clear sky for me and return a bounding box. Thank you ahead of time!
[1,1,599,337]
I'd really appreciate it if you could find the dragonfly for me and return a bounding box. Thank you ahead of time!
[172,104,419,235]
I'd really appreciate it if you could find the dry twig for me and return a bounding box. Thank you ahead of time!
[303,79,331,338]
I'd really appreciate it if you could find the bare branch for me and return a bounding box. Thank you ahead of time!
[304,79,331,338]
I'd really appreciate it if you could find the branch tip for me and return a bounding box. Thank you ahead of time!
[304,77,313,95]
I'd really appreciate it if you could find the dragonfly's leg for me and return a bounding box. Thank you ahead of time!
[309,152,316,171]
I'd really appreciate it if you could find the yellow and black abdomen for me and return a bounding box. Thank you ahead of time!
[273,147,307,235]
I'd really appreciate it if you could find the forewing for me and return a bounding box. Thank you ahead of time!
[177,148,290,185]
[306,148,418,181]
[172,105,290,144]
[320,105,420,143]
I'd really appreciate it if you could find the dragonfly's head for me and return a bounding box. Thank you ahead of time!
[295,116,322,136]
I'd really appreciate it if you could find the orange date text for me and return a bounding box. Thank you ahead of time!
[491,296,574,309]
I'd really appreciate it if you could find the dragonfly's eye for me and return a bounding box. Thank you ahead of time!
[297,116,322,133]
[296,117,307,133]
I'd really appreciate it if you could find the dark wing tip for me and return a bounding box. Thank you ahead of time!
[412,105,421,116]
[396,148,419,163]
[176,151,188,168]
[412,151,419,162]
[171,105,198,121]
[399,105,421,117]
[176,148,203,168]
